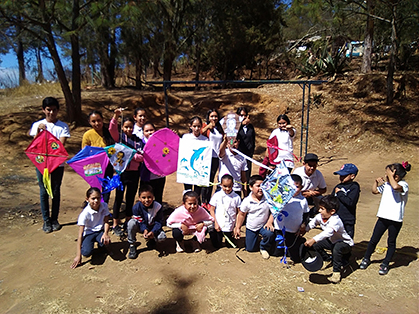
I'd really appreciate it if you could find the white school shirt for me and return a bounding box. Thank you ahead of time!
[77,202,110,237]
[208,128,223,158]
[133,124,144,139]
[209,190,241,232]
[376,181,409,222]
[293,166,327,191]
[268,128,296,169]
[182,133,208,141]
[219,149,248,192]
[274,193,309,233]
[307,214,354,246]
[239,194,271,231]
[29,119,70,167]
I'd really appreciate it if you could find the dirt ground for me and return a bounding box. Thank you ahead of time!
[0,76,418,313]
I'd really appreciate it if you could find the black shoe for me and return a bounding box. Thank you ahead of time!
[359,258,370,270]
[43,220,52,233]
[378,263,389,275]
[128,245,138,259]
[113,225,124,237]
[51,220,62,231]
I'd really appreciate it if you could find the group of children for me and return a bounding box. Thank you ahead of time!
[30,98,411,283]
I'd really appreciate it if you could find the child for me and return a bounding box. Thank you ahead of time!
[139,122,166,205]
[304,195,354,283]
[218,135,248,198]
[82,110,115,203]
[182,116,208,199]
[71,188,111,269]
[133,107,147,139]
[333,163,360,239]
[259,156,276,179]
[166,191,214,253]
[201,109,224,207]
[359,162,411,275]
[29,97,70,233]
[234,175,275,259]
[127,184,166,259]
[273,174,310,263]
[266,114,296,173]
[209,174,241,249]
[109,108,144,236]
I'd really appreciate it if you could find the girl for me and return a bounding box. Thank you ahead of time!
[166,191,214,253]
[82,110,115,203]
[139,122,166,205]
[71,187,111,269]
[266,114,296,173]
[201,109,224,207]
[133,107,147,139]
[109,108,144,236]
[359,162,411,275]
[182,116,208,199]
[236,107,256,191]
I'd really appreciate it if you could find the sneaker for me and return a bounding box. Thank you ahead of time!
[43,220,52,233]
[113,225,124,237]
[328,272,341,283]
[51,220,62,231]
[176,241,185,253]
[128,245,138,259]
[192,240,201,253]
[260,249,270,260]
[378,264,389,275]
[359,258,370,270]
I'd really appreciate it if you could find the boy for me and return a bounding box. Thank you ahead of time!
[218,135,248,198]
[333,163,360,239]
[127,185,166,259]
[273,174,310,263]
[234,175,275,259]
[293,153,327,217]
[209,174,241,249]
[29,97,70,233]
[303,195,354,283]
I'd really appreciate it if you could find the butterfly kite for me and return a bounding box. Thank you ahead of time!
[25,130,68,197]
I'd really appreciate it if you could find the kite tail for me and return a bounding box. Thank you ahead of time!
[275,227,288,264]
[43,168,53,198]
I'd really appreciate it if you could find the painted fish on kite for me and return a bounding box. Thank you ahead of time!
[25,130,68,197]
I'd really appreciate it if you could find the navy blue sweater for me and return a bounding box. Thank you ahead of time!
[131,201,164,235]
[334,181,360,225]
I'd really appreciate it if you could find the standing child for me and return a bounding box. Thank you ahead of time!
[304,195,354,283]
[201,109,224,207]
[109,108,144,236]
[166,191,214,253]
[71,188,111,269]
[82,110,115,203]
[333,163,360,239]
[127,184,166,259]
[218,135,248,198]
[133,107,147,140]
[234,175,275,259]
[359,162,411,275]
[29,97,70,233]
[209,174,241,249]
[182,116,208,199]
[273,174,310,263]
[139,122,166,205]
[266,114,296,173]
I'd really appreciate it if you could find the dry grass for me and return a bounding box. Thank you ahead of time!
[0,81,63,98]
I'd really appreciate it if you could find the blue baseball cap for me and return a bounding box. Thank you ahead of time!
[334,163,358,176]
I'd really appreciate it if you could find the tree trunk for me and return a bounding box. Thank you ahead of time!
[362,0,375,73]
[35,45,45,83]
[135,57,142,89]
[163,40,174,81]
[194,41,201,90]
[386,5,397,105]
[17,37,25,85]
[70,0,82,124]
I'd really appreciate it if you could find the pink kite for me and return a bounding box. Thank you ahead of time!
[25,130,68,197]
[143,128,179,176]
[67,146,110,190]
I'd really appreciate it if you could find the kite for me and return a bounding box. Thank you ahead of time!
[105,143,136,174]
[143,128,179,176]
[261,160,296,219]
[67,146,110,190]
[25,130,68,198]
